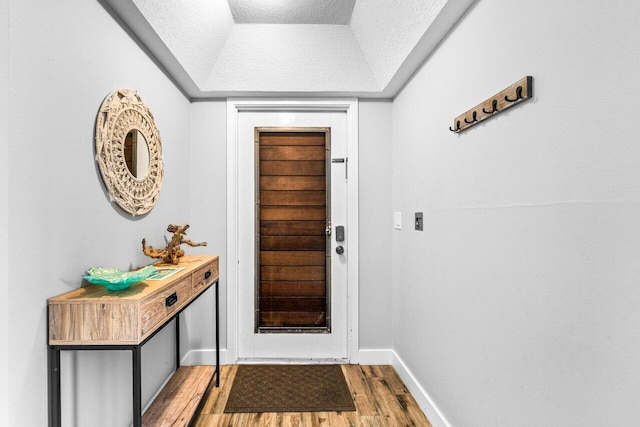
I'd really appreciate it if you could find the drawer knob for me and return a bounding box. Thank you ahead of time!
[204,270,212,280]
[165,292,178,307]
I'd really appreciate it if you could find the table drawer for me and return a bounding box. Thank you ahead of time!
[140,277,191,337]
[192,258,219,295]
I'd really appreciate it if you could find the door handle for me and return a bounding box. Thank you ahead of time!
[336,245,344,255]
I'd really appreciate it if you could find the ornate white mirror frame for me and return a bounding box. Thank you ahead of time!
[95,89,163,216]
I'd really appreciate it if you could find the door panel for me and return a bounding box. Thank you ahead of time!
[260,145,325,161]
[260,132,325,146]
[260,297,327,311]
[257,130,329,330]
[260,282,326,296]
[260,235,325,251]
[260,251,326,265]
[261,161,325,176]
[260,176,326,190]
[260,221,325,236]
[260,266,326,281]
[259,312,326,328]
[260,206,326,220]
[261,191,326,205]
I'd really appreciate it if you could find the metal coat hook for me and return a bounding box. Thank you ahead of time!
[482,99,499,114]
[464,111,478,124]
[449,120,461,132]
[505,86,524,102]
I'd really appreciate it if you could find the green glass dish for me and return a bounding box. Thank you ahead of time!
[83,265,156,291]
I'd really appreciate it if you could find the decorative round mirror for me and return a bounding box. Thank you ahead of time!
[95,89,163,216]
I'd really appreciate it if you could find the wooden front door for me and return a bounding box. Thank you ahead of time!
[256,129,330,332]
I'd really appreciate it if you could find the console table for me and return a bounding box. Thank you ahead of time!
[47,255,220,427]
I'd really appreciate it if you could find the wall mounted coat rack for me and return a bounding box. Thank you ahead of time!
[449,76,533,133]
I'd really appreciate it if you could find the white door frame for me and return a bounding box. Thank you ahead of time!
[226,98,359,363]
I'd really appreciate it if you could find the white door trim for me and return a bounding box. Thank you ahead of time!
[226,98,359,363]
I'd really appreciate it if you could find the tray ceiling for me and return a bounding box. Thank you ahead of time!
[228,0,357,24]
[102,0,475,99]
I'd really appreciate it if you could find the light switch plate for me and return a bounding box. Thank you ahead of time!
[394,211,402,230]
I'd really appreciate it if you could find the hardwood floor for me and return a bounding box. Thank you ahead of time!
[192,364,432,426]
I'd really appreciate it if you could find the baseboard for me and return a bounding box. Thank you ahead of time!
[184,349,391,366]
[392,351,451,427]
[181,349,228,366]
[358,348,393,365]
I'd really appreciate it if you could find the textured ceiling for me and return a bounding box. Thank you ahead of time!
[103,0,475,99]
[227,0,356,25]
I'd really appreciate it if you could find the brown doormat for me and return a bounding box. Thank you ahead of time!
[224,364,356,413]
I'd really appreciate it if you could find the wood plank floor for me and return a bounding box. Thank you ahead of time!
[192,364,432,426]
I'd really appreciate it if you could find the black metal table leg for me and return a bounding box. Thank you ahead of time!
[47,346,61,427]
[175,315,181,371]
[215,279,220,387]
[132,346,142,427]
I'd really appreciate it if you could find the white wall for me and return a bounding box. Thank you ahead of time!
[186,101,228,362]
[1,0,10,424]
[358,101,393,350]
[7,0,192,425]
[391,0,640,425]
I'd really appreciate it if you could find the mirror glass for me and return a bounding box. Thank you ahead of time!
[124,130,150,180]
